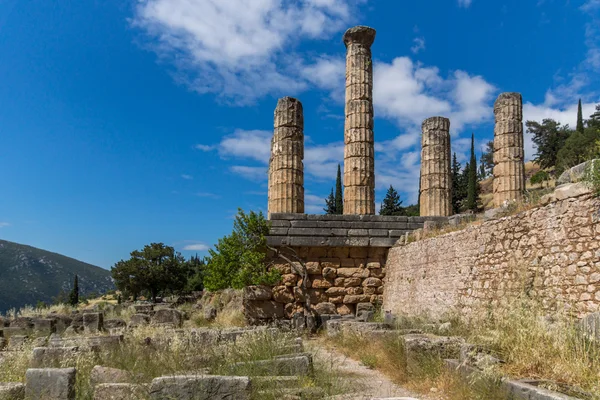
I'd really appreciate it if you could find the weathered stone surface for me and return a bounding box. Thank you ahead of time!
[7,335,27,351]
[314,302,337,315]
[554,182,592,201]
[244,300,285,319]
[83,313,104,334]
[129,314,150,327]
[322,267,337,279]
[420,117,452,217]
[149,375,251,400]
[90,366,132,387]
[33,319,56,335]
[557,159,599,185]
[363,277,382,287]
[204,306,217,321]
[384,192,600,319]
[336,304,355,315]
[103,319,126,330]
[268,97,304,217]
[152,309,183,328]
[403,334,464,361]
[243,285,273,301]
[343,295,371,304]
[0,382,25,400]
[31,347,79,368]
[493,92,525,207]
[580,312,600,341]
[25,368,76,400]
[272,286,294,303]
[93,383,145,400]
[132,304,154,314]
[343,26,376,215]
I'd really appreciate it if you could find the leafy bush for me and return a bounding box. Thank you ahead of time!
[529,170,550,187]
[583,159,600,196]
[203,209,280,291]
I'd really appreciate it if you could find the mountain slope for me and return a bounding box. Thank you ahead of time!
[0,239,114,313]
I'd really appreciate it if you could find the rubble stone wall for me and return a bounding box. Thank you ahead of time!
[384,193,600,319]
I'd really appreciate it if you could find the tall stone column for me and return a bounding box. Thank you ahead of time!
[267,97,304,217]
[343,26,376,215]
[419,117,452,216]
[493,92,525,208]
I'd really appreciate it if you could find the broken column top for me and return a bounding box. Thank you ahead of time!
[274,96,303,128]
[422,116,450,129]
[343,26,376,47]
[494,92,522,106]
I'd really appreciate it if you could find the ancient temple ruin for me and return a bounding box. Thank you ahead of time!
[493,92,525,207]
[419,117,452,217]
[258,25,528,322]
[343,26,377,216]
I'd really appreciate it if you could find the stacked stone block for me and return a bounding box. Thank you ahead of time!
[493,92,525,207]
[268,97,304,217]
[343,26,376,215]
[245,246,388,322]
[420,117,452,217]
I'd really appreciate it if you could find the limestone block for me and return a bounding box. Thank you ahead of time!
[557,159,599,185]
[363,277,383,287]
[103,319,126,331]
[343,295,372,304]
[322,267,337,279]
[420,116,452,217]
[90,366,133,388]
[337,304,355,315]
[33,319,56,336]
[151,309,183,328]
[243,285,272,301]
[0,383,25,400]
[310,278,333,289]
[272,286,294,303]
[83,313,104,334]
[93,383,145,400]
[132,304,154,314]
[314,302,337,315]
[129,314,150,327]
[31,347,79,368]
[554,182,592,201]
[25,368,76,400]
[243,300,284,319]
[149,375,251,400]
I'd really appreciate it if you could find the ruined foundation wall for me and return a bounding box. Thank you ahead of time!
[384,193,600,319]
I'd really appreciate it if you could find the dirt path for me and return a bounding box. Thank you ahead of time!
[308,339,428,400]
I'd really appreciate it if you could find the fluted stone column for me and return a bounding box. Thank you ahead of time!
[419,117,452,216]
[267,97,304,218]
[343,26,376,215]
[493,92,525,207]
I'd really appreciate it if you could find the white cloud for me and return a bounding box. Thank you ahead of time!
[219,130,271,163]
[230,166,268,181]
[0,222,10,228]
[373,57,496,134]
[458,0,473,8]
[195,144,215,151]
[196,192,221,199]
[182,243,209,251]
[133,0,363,103]
[181,174,193,180]
[411,37,425,54]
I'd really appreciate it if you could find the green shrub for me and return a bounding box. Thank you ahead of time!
[203,209,280,291]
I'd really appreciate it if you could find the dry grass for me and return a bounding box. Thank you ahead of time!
[329,331,505,400]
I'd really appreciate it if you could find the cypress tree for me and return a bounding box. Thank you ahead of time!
[451,152,462,213]
[69,274,79,306]
[323,188,336,214]
[334,164,343,215]
[577,99,585,135]
[379,185,404,216]
[466,133,478,211]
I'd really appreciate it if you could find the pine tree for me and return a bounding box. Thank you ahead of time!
[334,164,343,215]
[324,188,336,214]
[379,185,404,216]
[451,153,463,213]
[466,133,478,211]
[69,275,79,306]
[480,141,494,175]
[577,99,585,135]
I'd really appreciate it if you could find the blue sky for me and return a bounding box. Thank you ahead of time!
[0,0,598,269]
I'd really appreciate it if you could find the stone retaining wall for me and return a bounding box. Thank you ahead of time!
[384,191,600,319]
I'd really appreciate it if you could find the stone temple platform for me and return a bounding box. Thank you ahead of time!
[267,213,448,248]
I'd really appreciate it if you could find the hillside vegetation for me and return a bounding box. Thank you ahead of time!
[0,239,114,313]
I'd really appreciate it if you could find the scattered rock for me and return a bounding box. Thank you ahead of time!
[243,285,272,301]
[83,313,104,334]
[25,368,76,400]
[103,319,127,330]
[203,306,217,321]
[93,383,145,400]
[554,182,592,201]
[152,309,183,328]
[149,375,251,400]
[0,382,25,400]
[129,314,150,327]
[557,159,599,185]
